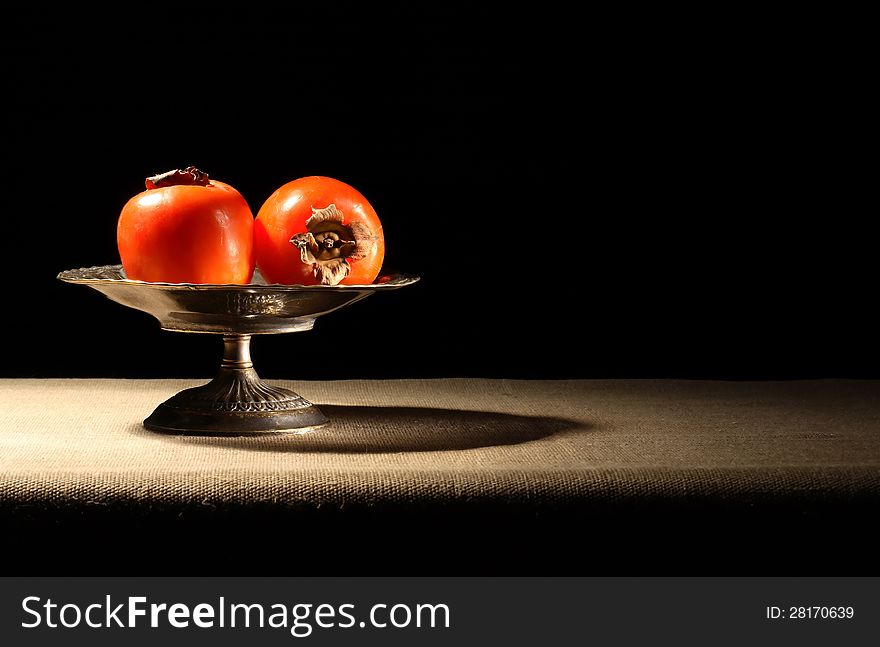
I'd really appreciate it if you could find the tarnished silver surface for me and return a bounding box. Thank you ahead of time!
[58,264,419,334]
[142,334,331,435]
[58,265,419,435]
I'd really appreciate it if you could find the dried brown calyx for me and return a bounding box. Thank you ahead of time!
[290,204,374,285]
[145,166,210,189]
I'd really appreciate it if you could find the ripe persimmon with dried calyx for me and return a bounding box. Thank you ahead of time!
[117,166,255,284]
[254,176,385,286]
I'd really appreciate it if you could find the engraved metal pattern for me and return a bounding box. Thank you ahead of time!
[226,292,287,316]
[161,368,312,413]
[58,265,125,281]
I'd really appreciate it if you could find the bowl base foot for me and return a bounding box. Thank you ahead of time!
[144,402,329,436]
[143,364,329,436]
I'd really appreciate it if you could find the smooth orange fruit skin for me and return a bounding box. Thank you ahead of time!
[117,180,255,284]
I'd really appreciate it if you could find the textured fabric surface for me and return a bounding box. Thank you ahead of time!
[2,378,880,506]
[5,378,880,575]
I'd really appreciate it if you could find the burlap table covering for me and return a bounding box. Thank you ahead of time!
[2,378,879,573]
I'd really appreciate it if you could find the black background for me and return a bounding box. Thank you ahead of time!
[1,4,873,380]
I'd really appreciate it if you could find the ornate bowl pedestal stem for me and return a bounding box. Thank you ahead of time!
[144,334,329,435]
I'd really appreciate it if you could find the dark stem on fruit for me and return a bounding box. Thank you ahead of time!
[146,166,210,190]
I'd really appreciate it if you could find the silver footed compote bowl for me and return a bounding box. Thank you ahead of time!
[57,265,418,436]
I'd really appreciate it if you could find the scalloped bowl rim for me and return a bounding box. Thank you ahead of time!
[57,265,420,291]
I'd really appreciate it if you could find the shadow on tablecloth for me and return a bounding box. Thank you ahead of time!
[135,405,587,453]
